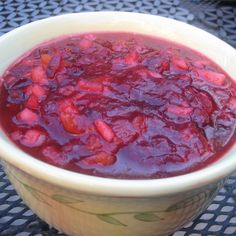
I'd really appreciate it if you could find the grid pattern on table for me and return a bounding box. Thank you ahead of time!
[0,0,235,235]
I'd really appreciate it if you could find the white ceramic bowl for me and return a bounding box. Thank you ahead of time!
[0,12,236,236]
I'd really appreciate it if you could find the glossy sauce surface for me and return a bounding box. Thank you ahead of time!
[1,32,236,179]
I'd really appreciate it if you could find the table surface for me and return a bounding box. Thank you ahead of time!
[0,0,236,235]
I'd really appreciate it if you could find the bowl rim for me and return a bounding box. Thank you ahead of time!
[0,11,236,197]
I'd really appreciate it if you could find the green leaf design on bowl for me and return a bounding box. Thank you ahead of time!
[97,214,127,226]
[6,169,51,206]
[166,195,196,212]
[23,184,51,206]
[166,188,217,212]
[7,169,217,228]
[52,194,84,204]
[134,212,163,222]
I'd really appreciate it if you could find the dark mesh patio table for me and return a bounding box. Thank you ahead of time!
[0,0,235,235]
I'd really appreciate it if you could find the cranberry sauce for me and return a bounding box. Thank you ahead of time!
[0,32,236,179]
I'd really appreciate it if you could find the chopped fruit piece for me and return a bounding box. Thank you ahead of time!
[173,57,188,70]
[197,69,226,86]
[79,39,92,49]
[59,99,77,113]
[32,84,47,98]
[124,52,138,65]
[83,152,116,166]
[59,100,83,134]
[25,95,39,109]
[17,108,39,125]
[41,54,51,67]
[60,113,83,134]
[147,70,162,78]
[20,129,46,147]
[86,135,102,150]
[94,120,115,142]
[132,115,146,132]
[31,66,48,85]
[167,105,193,116]
[77,80,103,92]
[137,69,162,79]
[74,93,85,101]
[26,84,47,100]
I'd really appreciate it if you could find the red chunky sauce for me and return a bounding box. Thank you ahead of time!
[1,32,236,179]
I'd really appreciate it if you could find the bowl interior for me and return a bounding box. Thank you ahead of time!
[0,12,236,197]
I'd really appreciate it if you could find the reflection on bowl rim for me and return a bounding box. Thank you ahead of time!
[0,12,236,198]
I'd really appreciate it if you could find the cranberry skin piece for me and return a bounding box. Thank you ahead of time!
[3,76,18,89]
[46,54,62,78]
[7,89,26,104]
[113,120,138,144]
[58,85,75,96]
[77,80,103,92]
[42,146,69,167]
